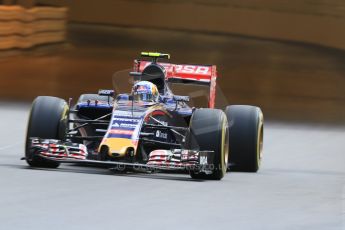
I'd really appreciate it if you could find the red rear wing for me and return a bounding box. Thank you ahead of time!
[135,61,217,108]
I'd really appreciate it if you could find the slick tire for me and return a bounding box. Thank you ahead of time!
[25,96,69,168]
[188,109,229,180]
[225,105,264,172]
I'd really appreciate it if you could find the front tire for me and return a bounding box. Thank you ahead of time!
[188,109,229,180]
[225,105,264,172]
[25,96,69,168]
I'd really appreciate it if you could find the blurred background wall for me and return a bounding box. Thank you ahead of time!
[0,0,345,123]
[39,0,345,50]
[0,4,67,49]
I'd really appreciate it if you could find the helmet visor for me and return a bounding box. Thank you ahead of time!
[133,93,155,102]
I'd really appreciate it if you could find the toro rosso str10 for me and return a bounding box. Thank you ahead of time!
[23,52,264,180]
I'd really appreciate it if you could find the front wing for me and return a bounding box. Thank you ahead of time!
[25,138,215,174]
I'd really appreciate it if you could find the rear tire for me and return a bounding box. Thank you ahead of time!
[188,109,229,180]
[25,96,69,168]
[225,105,264,172]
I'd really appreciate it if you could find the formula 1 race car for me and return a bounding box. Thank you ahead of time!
[23,52,264,180]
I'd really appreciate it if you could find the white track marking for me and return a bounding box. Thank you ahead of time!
[343,185,345,230]
[0,141,23,151]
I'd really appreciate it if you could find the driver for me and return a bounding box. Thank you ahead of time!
[132,81,159,103]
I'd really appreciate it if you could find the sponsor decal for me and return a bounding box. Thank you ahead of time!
[181,150,189,161]
[107,134,132,138]
[200,156,208,165]
[113,118,141,123]
[155,130,168,139]
[121,123,137,128]
[98,89,115,96]
[141,62,211,75]
[109,129,134,135]
[112,123,137,128]
[113,111,143,118]
[174,65,210,75]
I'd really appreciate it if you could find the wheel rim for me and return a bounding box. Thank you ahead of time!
[257,112,264,166]
[222,117,229,174]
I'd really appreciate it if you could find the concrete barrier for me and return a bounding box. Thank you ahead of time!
[0,6,67,49]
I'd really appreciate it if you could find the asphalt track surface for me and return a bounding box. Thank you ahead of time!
[0,102,344,230]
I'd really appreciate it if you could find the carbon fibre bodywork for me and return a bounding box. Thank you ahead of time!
[25,52,222,175]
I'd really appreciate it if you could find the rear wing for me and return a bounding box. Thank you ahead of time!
[133,60,218,108]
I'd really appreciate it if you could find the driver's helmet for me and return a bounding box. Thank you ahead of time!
[132,81,159,102]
